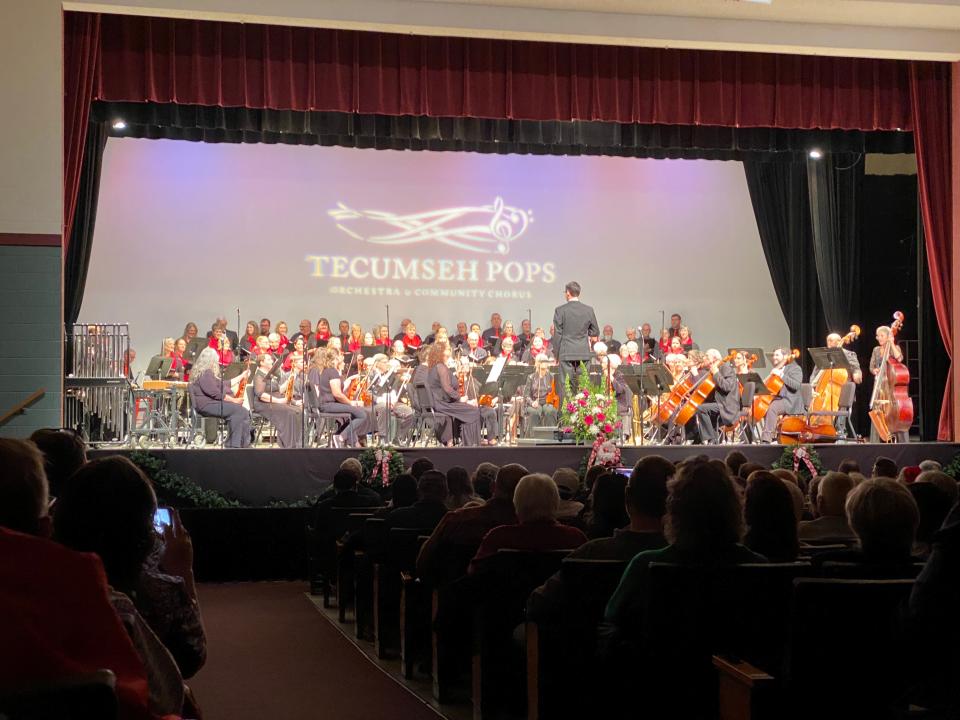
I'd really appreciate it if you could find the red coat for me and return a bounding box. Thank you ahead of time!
[468,519,586,574]
[403,335,423,350]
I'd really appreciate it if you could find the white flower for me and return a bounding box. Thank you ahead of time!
[588,424,600,435]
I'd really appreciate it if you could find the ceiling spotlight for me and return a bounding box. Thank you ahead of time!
[808,149,823,159]
[112,119,127,130]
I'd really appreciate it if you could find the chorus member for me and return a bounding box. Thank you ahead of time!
[760,348,804,443]
[188,348,251,448]
[255,335,270,356]
[181,322,199,345]
[552,281,600,402]
[173,338,190,380]
[599,325,620,354]
[482,313,503,347]
[393,319,412,342]
[282,336,306,371]
[268,333,282,356]
[678,326,698,352]
[813,332,863,385]
[618,344,631,366]
[427,343,481,446]
[347,324,363,353]
[869,325,907,443]
[163,338,188,379]
[255,318,268,336]
[669,313,683,337]
[664,350,688,382]
[253,354,303,448]
[207,316,239,349]
[694,349,739,444]
[656,329,672,360]
[523,360,558,435]
[522,336,552,364]
[434,327,449,346]
[640,323,653,344]
[363,331,375,347]
[242,322,258,353]
[500,321,520,348]
[450,322,469,348]
[312,318,332,348]
[208,328,234,365]
[275,321,290,351]
[403,323,423,351]
[423,322,442,345]
[470,322,483,337]
[290,319,312,346]
[593,341,608,360]
[464,332,489,364]
[624,341,644,365]
[123,349,136,380]
[369,356,415,443]
[518,319,533,351]
[376,325,392,347]
[337,320,350,346]
[309,348,367,447]
[499,336,518,362]
[624,326,638,346]
[390,340,409,364]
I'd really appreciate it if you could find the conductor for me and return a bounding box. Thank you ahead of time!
[552,280,599,403]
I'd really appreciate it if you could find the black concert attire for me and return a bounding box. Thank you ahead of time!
[603,338,622,355]
[370,369,415,444]
[449,333,468,349]
[310,366,367,446]
[481,327,502,348]
[761,362,804,442]
[552,298,600,402]
[427,364,481,446]
[253,371,304,448]
[188,369,251,448]
[610,369,633,432]
[694,361,739,443]
[465,346,489,364]
[523,371,558,436]
[463,373,500,442]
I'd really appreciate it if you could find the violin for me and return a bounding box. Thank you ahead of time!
[751,349,800,422]
[869,311,913,442]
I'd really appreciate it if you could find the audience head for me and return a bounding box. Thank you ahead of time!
[907,482,952,546]
[53,456,157,592]
[872,456,898,479]
[918,459,942,472]
[551,468,580,500]
[333,468,358,492]
[445,466,474,502]
[817,471,855,517]
[584,464,609,494]
[417,470,448,503]
[845,477,919,561]
[389,473,418,509]
[838,459,861,475]
[627,455,674,521]
[898,466,922,485]
[589,473,629,535]
[664,460,743,553]
[410,457,435,480]
[915,469,958,506]
[514,474,560,523]
[473,462,500,499]
[0,438,51,536]
[781,479,805,522]
[27,428,87,499]
[737,463,764,490]
[724,450,748,478]
[338,458,363,484]
[493,463,528,502]
[744,471,800,561]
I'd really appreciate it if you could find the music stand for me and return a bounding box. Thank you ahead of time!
[727,348,767,369]
[185,338,207,365]
[641,363,675,445]
[145,355,173,380]
[737,372,772,396]
[809,347,853,375]
[222,360,248,381]
[361,346,381,359]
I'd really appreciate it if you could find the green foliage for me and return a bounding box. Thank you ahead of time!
[771,445,823,483]
[359,446,407,488]
[942,453,960,480]
[129,450,241,509]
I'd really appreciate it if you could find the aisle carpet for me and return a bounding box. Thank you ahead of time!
[188,582,441,720]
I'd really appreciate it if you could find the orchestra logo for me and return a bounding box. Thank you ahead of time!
[328,196,532,255]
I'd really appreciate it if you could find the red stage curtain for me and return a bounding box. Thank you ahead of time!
[63,12,100,252]
[911,62,954,440]
[89,13,912,130]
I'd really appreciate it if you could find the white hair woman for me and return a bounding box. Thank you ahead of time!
[467,473,587,574]
[187,348,251,447]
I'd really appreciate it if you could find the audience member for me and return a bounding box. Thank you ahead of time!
[338,457,382,505]
[551,468,585,520]
[417,464,526,583]
[28,427,88,498]
[385,473,418,510]
[799,471,856,543]
[583,464,609,496]
[54,456,186,717]
[409,457,435,480]
[472,462,499,501]
[736,462,764,490]
[872,456,899,479]
[724,450,748,479]
[918,459,943,473]
[899,465,922,484]
[315,469,384,526]
[743,471,799,562]
[605,460,766,632]
[837,458,861,475]
[384,470,449,531]
[908,482,953,558]
[916,469,959,506]
[468,474,587,575]
[445,465,481,509]
[586,472,629,539]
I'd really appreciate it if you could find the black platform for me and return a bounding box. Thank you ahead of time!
[92,442,960,506]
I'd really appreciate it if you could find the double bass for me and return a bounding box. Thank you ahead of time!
[751,349,800,422]
[869,312,913,442]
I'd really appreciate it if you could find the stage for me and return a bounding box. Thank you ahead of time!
[91,442,960,506]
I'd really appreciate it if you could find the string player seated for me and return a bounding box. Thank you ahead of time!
[459,357,501,445]
[760,347,804,443]
[426,342,482,447]
[253,353,304,449]
[187,347,252,448]
[309,348,368,448]
[693,349,739,444]
[522,358,558,436]
[370,355,415,445]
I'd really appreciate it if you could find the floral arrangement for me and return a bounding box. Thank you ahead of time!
[771,444,823,483]
[588,438,622,470]
[359,446,406,488]
[560,365,621,448]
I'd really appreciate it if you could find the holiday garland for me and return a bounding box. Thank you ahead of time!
[130,451,241,509]
[771,445,823,483]
[359,446,406,488]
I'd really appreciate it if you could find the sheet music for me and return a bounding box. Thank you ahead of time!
[486,355,507,384]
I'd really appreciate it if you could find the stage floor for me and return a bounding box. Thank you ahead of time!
[91,441,960,506]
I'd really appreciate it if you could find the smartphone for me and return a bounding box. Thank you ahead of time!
[614,466,633,479]
[153,507,172,534]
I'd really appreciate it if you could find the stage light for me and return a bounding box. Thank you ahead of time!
[808,149,823,159]
[112,119,127,130]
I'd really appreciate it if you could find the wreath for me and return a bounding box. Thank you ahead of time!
[359,446,406,488]
[771,445,823,483]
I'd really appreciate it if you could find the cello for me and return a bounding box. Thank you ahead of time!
[673,351,737,427]
[868,312,913,442]
[807,325,861,429]
[751,349,800,423]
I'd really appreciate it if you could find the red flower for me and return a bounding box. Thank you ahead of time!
[578,398,587,407]
[596,411,606,422]
[603,423,613,434]
[584,415,594,425]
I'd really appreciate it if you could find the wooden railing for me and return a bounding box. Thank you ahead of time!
[0,388,46,428]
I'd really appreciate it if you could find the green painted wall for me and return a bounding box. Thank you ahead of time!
[0,246,61,436]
